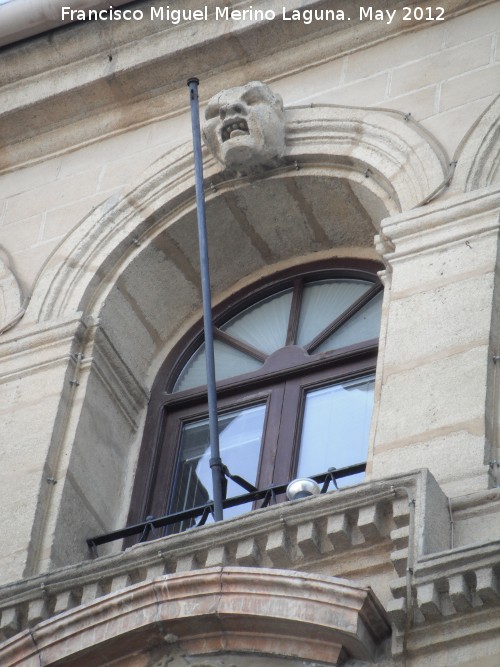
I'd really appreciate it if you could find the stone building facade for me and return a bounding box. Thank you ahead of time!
[0,1,499,665]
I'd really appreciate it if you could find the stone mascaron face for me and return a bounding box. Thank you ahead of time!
[202,81,285,174]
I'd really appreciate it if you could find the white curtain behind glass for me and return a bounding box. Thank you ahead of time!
[173,279,381,393]
[221,289,293,354]
[296,376,375,486]
[315,292,383,353]
[296,280,372,346]
[174,339,263,392]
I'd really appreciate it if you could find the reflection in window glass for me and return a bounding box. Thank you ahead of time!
[296,376,375,486]
[172,279,380,394]
[170,403,266,527]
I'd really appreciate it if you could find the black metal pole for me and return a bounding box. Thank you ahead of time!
[187,78,223,523]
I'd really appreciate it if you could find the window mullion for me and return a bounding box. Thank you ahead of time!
[285,278,303,346]
[213,327,268,362]
[256,383,287,490]
[271,376,303,486]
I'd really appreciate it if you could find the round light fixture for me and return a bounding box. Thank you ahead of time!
[286,477,321,501]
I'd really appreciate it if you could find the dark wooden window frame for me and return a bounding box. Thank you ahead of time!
[128,258,383,526]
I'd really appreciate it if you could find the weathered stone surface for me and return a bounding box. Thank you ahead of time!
[417,582,442,620]
[1,4,500,667]
[475,567,500,604]
[202,82,285,175]
[0,568,391,666]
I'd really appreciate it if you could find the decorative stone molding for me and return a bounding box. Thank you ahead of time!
[0,255,23,334]
[0,317,86,383]
[388,541,500,661]
[90,325,149,429]
[26,104,447,326]
[0,471,416,644]
[1,469,499,662]
[391,540,500,623]
[0,568,390,666]
[285,106,448,211]
[0,0,483,172]
[376,185,500,267]
[453,94,500,192]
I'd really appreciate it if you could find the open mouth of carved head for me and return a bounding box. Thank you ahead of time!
[221,118,249,142]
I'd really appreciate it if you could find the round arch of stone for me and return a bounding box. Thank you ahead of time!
[453,93,500,192]
[27,104,448,326]
[0,568,391,666]
[21,103,448,572]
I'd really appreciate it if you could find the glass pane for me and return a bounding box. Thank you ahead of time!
[221,288,293,355]
[296,280,373,347]
[173,339,263,392]
[314,292,383,353]
[170,403,266,529]
[296,375,375,487]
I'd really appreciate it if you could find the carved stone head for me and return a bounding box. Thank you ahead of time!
[202,81,285,174]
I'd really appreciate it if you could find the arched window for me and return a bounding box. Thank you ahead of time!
[129,260,383,530]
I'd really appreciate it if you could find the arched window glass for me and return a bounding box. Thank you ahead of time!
[220,288,293,354]
[174,339,263,392]
[129,263,383,532]
[296,280,372,346]
[314,291,384,353]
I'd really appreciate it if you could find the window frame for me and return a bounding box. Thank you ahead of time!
[128,259,383,527]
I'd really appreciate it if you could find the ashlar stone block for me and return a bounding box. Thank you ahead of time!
[205,545,227,568]
[392,497,411,529]
[296,520,322,559]
[386,597,407,631]
[53,589,81,615]
[146,561,167,579]
[390,36,491,97]
[390,525,410,550]
[27,597,49,626]
[475,567,499,603]
[448,573,473,612]
[175,554,199,573]
[417,582,442,620]
[235,537,261,566]
[325,513,352,551]
[0,607,19,641]
[358,503,386,542]
[265,529,294,567]
[391,548,410,578]
[81,580,105,605]
[110,574,133,593]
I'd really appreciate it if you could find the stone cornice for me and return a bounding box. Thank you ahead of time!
[1,468,498,659]
[377,185,500,263]
[0,317,86,383]
[0,471,417,640]
[0,0,491,172]
[0,568,390,666]
[388,538,500,657]
[0,317,148,426]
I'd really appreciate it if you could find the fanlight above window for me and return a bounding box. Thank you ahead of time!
[129,266,383,535]
[174,279,382,392]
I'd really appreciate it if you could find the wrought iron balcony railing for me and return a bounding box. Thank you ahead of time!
[87,462,366,555]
